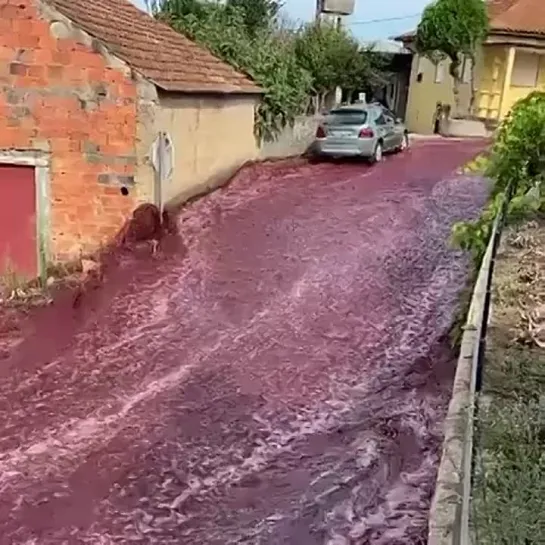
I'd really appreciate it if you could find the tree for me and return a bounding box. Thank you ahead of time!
[151,0,311,140]
[416,0,488,116]
[337,48,391,105]
[146,0,208,20]
[294,22,386,111]
[226,0,282,35]
[146,1,386,138]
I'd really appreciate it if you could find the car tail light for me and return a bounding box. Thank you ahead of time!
[316,126,326,138]
[358,127,374,138]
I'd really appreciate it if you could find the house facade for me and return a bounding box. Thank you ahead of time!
[0,0,261,279]
[395,0,545,135]
[477,0,545,122]
[394,32,473,134]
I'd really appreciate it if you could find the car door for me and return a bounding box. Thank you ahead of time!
[383,108,405,148]
[376,111,395,151]
[373,109,388,149]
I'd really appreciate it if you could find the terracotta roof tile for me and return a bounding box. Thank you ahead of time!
[489,0,545,35]
[45,0,262,94]
[487,0,519,19]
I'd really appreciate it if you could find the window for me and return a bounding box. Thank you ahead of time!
[381,106,397,120]
[327,109,368,125]
[416,55,425,82]
[434,60,446,83]
[375,113,387,125]
[462,57,472,84]
[511,51,540,87]
[379,107,395,123]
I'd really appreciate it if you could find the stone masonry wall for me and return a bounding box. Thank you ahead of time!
[0,0,139,261]
[259,115,321,160]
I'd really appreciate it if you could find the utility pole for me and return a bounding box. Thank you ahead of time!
[315,0,323,22]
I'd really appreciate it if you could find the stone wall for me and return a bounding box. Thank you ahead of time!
[259,115,321,159]
[0,0,139,261]
[427,230,496,544]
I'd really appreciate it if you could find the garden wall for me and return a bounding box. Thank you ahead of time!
[259,115,321,159]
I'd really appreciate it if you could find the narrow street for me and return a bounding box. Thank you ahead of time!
[0,140,488,544]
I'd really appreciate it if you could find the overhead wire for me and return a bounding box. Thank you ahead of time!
[347,13,422,26]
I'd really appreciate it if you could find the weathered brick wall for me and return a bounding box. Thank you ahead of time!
[0,0,139,261]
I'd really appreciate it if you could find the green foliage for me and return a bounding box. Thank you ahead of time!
[294,23,389,105]
[226,0,282,34]
[148,0,386,140]
[452,92,545,264]
[488,91,545,194]
[416,0,488,113]
[416,0,488,62]
[153,0,311,141]
[461,152,490,175]
[473,348,545,545]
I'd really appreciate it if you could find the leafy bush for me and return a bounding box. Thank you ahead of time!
[152,0,311,141]
[294,23,389,111]
[488,91,545,195]
[452,92,545,263]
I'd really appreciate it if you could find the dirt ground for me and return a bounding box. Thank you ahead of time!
[473,218,545,544]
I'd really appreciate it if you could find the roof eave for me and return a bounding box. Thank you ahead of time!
[391,31,416,43]
[153,81,264,95]
[489,26,545,39]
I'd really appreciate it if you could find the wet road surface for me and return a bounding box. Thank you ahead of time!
[0,140,488,544]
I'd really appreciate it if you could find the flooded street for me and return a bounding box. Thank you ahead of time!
[0,140,488,544]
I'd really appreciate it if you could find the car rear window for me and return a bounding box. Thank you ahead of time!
[326,109,368,125]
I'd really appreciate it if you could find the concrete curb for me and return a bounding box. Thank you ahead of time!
[428,233,496,545]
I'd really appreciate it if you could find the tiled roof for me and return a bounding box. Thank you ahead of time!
[489,0,545,35]
[46,0,262,94]
[487,0,519,19]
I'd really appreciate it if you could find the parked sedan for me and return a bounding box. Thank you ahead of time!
[311,103,409,163]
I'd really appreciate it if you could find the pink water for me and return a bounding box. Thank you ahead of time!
[0,140,488,544]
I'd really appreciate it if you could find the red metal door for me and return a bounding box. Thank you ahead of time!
[0,164,37,279]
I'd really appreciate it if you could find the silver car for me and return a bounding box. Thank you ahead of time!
[311,103,409,163]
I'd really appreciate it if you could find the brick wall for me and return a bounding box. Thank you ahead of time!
[0,0,138,261]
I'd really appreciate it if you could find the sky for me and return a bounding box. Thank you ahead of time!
[131,0,432,41]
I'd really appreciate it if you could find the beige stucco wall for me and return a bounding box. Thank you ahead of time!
[157,93,259,205]
[134,84,260,208]
[405,54,472,134]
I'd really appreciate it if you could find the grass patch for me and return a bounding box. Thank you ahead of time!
[0,258,82,307]
[459,152,491,175]
[0,259,31,299]
[471,219,545,544]
[472,349,545,544]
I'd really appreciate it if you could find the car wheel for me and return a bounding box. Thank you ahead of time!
[370,141,383,164]
[399,133,409,152]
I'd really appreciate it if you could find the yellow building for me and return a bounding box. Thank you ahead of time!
[396,0,545,134]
